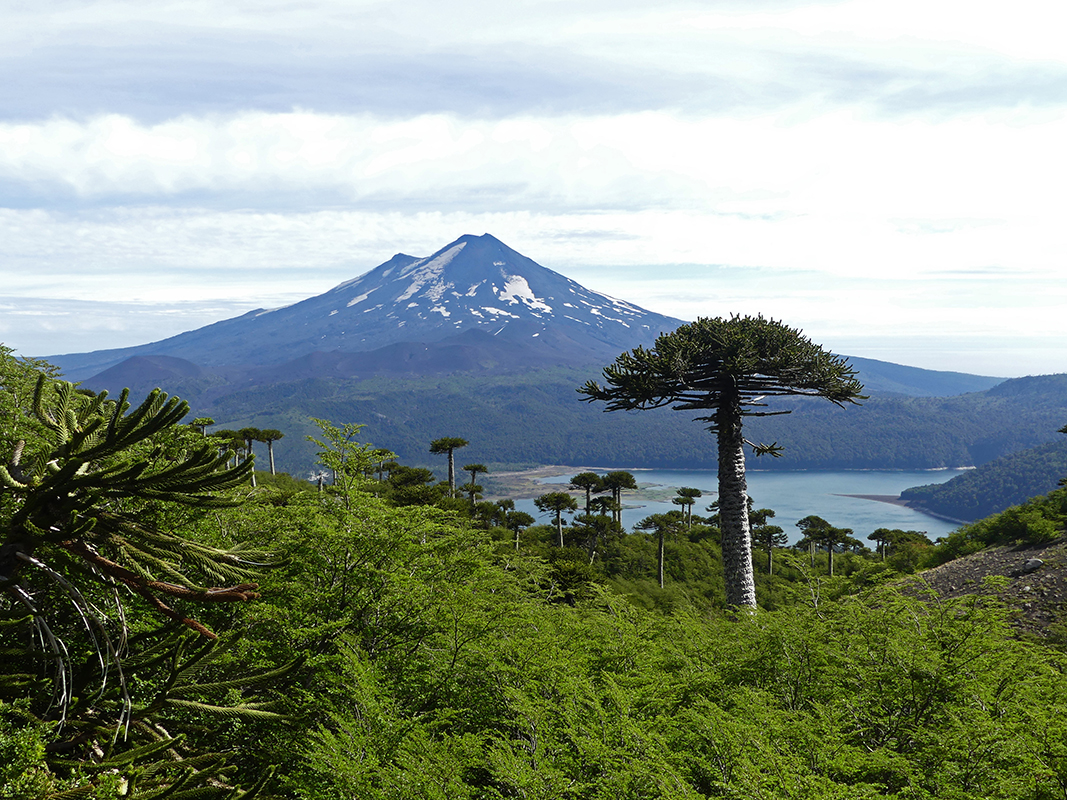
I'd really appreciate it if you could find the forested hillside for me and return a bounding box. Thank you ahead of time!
[901,435,1067,521]
[154,369,1067,479]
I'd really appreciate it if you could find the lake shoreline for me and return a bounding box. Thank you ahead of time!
[495,466,968,540]
[834,493,909,507]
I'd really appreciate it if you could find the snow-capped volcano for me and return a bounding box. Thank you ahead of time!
[51,234,684,379]
[307,233,676,352]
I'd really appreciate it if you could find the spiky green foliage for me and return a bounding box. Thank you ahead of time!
[534,492,578,547]
[579,314,865,431]
[2,376,271,639]
[11,628,297,800]
[0,362,293,799]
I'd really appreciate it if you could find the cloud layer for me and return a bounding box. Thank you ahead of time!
[1,0,1065,375]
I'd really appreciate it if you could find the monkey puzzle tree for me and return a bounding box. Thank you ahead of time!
[869,527,931,565]
[751,506,787,575]
[672,486,703,529]
[259,428,285,475]
[796,515,858,576]
[190,416,215,435]
[505,510,535,551]
[569,471,603,515]
[239,426,260,487]
[600,470,637,527]
[589,495,616,517]
[2,378,263,638]
[210,428,245,466]
[636,512,685,589]
[534,491,578,547]
[869,527,893,560]
[571,511,616,563]
[463,463,488,506]
[385,465,440,507]
[429,437,468,497]
[461,481,484,505]
[580,314,864,608]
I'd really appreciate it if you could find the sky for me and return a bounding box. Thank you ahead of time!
[1,0,1065,377]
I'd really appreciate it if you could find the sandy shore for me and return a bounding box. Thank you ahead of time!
[833,493,910,507]
[482,465,576,500]
[833,493,974,526]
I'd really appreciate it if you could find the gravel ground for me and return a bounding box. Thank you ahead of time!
[905,537,1067,640]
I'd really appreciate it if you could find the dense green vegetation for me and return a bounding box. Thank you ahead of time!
[927,486,1067,565]
[7,346,1067,798]
[902,437,1067,522]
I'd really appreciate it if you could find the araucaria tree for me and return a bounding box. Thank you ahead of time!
[636,512,685,589]
[600,470,637,526]
[2,378,264,638]
[463,463,488,506]
[260,427,285,475]
[673,486,703,529]
[239,426,260,486]
[534,491,578,547]
[752,506,787,575]
[569,471,603,515]
[430,436,468,496]
[580,314,864,608]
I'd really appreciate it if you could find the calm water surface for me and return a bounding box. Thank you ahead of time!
[516,468,968,543]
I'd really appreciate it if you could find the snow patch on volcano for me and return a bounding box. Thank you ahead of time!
[397,242,466,302]
[497,275,552,313]
[481,307,519,318]
[347,289,376,307]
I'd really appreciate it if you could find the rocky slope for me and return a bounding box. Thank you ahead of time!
[907,538,1067,641]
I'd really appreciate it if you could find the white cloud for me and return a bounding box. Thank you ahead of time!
[3,110,1065,266]
[1,0,1065,375]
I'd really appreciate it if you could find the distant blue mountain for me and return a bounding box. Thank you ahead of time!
[844,356,1004,397]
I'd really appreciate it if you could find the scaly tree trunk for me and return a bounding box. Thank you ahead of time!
[717,395,756,608]
[658,529,665,589]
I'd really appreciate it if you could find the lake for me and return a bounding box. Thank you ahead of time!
[514,468,969,543]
